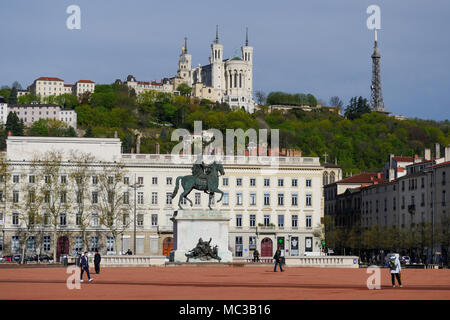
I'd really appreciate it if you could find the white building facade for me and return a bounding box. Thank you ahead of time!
[0,137,330,260]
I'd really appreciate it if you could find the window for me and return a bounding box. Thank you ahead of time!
[249,214,256,227]
[13,175,19,183]
[75,236,83,251]
[166,193,172,205]
[250,178,256,186]
[151,214,158,226]
[29,191,36,203]
[278,178,284,187]
[223,193,229,205]
[29,175,35,183]
[222,178,228,186]
[138,177,144,185]
[107,236,115,252]
[236,178,242,186]
[195,193,201,205]
[138,192,144,205]
[292,215,298,228]
[306,179,312,187]
[43,235,51,251]
[44,213,50,225]
[45,175,51,184]
[92,191,98,204]
[137,214,144,226]
[90,236,98,251]
[278,214,284,228]
[60,191,67,203]
[13,191,19,203]
[60,213,67,226]
[306,194,312,206]
[236,193,243,205]
[91,213,99,227]
[123,214,130,226]
[264,193,270,206]
[278,193,284,206]
[76,213,82,226]
[12,213,19,225]
[11,236,19,252]
[250,193,256,205]
[235,236,243,257]
[236,214,242,227]
[264,178,270,187]
[123,177,129,185]
[76,191,83,204]
[166,177,172,185]
[393,197,397,211]
[107,176,114,184]
[92,176,98,184]
[152,177,158,185]
[152,192,158,205]
[264,214,270,226]
[306,215,312,228]
[292,178,298,187]
[60,175,67,184]
[291,193,298,206]
[27,236,35,251]
[123,192,129,204]
[249,236,257,250]
[0,212,3,225]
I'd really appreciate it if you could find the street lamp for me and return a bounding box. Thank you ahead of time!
[129,174,143,255]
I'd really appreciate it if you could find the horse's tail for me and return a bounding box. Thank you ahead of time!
[172,176,182,198]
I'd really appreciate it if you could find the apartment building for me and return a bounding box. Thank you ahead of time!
[8,104,77,129]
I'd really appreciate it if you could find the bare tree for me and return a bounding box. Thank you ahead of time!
[329,96,343,109]
[254,90,266,106]
[12,168,44,264]
[69,151,96,252]
[95,162,131,254]
[35,151,72,262]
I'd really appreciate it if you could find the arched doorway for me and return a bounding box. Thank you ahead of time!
[57,236,70,260]
[261,238,273,257]
[162,237,173,257]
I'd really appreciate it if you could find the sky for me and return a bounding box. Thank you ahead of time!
[0,0,449,121]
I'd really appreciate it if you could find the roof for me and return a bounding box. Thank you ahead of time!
[334,172,385,185]
[137,81,162,86]
[393,156,414,162]
[0,97,6,103]
[77,80,95,84]
[9,104,61,108]
[64,84,73,87]
[35,77,63,82]
[432,161,450,168]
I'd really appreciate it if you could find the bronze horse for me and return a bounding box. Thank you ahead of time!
[172,161,225,210]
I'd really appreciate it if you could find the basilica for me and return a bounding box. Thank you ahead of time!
[171,27,255,113]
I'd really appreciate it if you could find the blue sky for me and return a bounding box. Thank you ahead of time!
[0,0,449,120]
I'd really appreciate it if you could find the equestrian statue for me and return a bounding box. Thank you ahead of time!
[171,160,225,210]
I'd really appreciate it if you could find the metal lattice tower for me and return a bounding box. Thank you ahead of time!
[370,30,386,112]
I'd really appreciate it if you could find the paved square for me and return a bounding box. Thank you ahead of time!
[0,266,449,300]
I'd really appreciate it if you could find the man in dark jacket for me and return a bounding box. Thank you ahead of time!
[80,252,93,282]
[273,247,284,272]
[94,250,101,274]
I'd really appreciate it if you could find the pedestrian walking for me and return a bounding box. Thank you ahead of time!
[253,249,260,262]
[94,250,101,274]
[80,252,93,283]
[389,254,402,288]
[273,247,283,272]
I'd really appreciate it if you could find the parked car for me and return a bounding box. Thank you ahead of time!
[12,254,21,262]
[38,254,53,262]
[2,255,12,262]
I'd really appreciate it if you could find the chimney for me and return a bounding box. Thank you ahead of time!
[414,154,421,163]
[7,131,12,137]
[114,130,118,138]
[435,143,441,159]
[377,172,381,179]
[156,142,160,154]
[424,148,431,161]
[445,145,450,161]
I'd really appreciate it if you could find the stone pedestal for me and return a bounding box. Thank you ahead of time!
[171,209,232,263]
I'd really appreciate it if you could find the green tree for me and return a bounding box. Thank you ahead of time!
[176,83,192,97]
[8,87,18,105]
[84,127,94,137]
[5,112,24,136]
[344,96,370,120]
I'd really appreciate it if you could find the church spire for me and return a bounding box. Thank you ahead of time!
[184,36,188,53]
[245,27,248,46]
[215,25,219,44]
